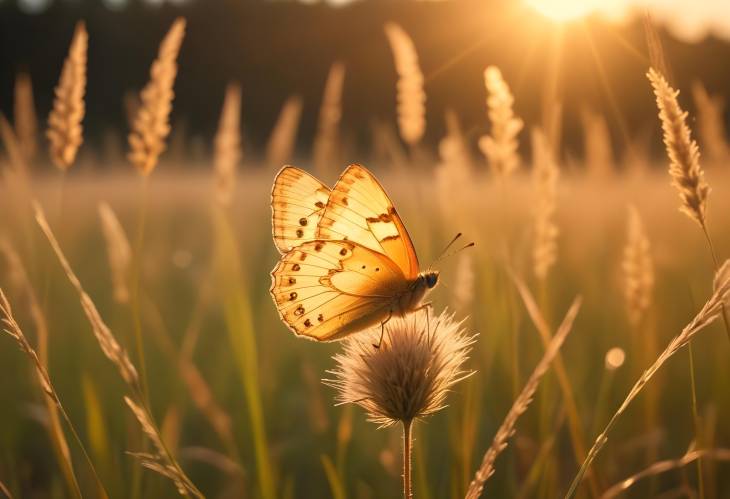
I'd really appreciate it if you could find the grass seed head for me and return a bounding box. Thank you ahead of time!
[647,68,709,227]
[47,22,87,171]
[326,310,475,427]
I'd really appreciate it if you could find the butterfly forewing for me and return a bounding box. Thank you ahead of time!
[316,164,420,279]
[270,240,408,341]
[271,166,331,254]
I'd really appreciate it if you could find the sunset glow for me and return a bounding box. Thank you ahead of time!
[524,0,605,22]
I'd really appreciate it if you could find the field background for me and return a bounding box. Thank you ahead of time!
[2,0,730,498]
[0,166,729,498]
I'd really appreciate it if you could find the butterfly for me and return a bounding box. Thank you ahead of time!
[269,163,439,343]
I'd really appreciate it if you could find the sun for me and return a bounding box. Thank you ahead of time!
[524,0,600,22]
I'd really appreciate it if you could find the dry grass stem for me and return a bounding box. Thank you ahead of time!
[623,206,655,326]
[14,72,38,164]
[124,397,203,497]
[140,294,235,451]
[128,18,186,175]
[384,22,425,146]
[98,202,132,304]
[313,62,345,177]
[509,272,599,495]
[1,289,58,412]
[214,83,242,207]
[602,448,730,499]
[531,128,560,281]
[35,202,203,497]
[465,296,582,499]
[0,289,108,499]
[34,203,139,386]
[179,358,235,447]
[47,22,87,171]
[647,68,709,228]
[266,95,303,169]
[0,240,77,492]
[0,479,12,499]
[566,260,730,498]
[479,66,523,177]
[1,114,26,171]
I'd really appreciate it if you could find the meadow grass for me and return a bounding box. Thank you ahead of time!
[0,165,728,498]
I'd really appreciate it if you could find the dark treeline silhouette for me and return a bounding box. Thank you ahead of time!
[1,0,729,165]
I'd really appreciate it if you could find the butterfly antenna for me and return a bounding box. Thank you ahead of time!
[429,234,474,270]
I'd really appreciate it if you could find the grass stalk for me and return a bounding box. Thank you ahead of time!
[130,177,150,404]
[465,296,582,499]
[701,224,730,345]
[688,343,705,498]
[321,455,346,499]
[213,207,276,499]
[510,273,599,497]
[403,420,413,499]
[564,264,730,498]
[0,289,108,499]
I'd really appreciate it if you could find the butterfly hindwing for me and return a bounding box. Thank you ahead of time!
[316,164,420,279]
[270,240,409,341]
[271,166,331,254]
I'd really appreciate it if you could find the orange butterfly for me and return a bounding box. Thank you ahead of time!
[269,164,439,343]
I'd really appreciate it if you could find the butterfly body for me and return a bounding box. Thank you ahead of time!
[270,164,437,342]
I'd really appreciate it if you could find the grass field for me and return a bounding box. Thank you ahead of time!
[0,163,729,498]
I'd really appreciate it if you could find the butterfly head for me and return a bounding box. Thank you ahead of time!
[424,270,439,289]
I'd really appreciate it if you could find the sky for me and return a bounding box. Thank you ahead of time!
[523,0,730,42]
[8,0,730,42]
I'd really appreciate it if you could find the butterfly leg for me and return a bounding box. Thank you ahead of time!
[373,310,394,349]
[411,302,433,342]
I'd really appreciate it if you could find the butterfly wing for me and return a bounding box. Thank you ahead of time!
[271,166,331,254]
[270,239,410,341]
[316,164,420,279]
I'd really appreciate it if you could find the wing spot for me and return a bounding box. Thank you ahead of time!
[292,264,301,271]
[299,253,307,261]
[375,267,380,272]
[294,305,305,316]
[296,229,304,238]
[315,201,325,209]
[304,319,312,327]
[299,217,308,226]
[315,243,324,252]
[289,292,298,301]
[366,213,393,223]
[361,265,366,269]
[339,248,348,256]
[318,314,324,322]
[288,277,296,285]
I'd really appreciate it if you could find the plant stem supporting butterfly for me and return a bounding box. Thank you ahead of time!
[403,419,413,499]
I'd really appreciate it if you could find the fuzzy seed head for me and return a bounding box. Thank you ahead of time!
[326,310,475,427]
